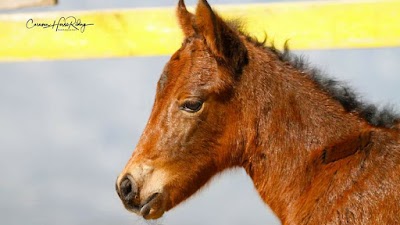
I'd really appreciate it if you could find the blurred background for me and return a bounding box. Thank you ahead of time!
[1,0,399,225]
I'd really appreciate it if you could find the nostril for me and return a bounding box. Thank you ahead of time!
[119,175,138,203]
[120,178,132,199]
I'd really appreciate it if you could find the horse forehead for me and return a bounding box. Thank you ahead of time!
[181,37,211,58]
[157,38,214,95]
[168,39,212,76]
[169,38,202,59]
[184,36,207,49]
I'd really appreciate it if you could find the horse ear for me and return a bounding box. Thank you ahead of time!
[195,0,248,74]
[177,0,196,37]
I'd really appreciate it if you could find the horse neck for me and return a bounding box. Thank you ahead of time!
[236,44,367,220]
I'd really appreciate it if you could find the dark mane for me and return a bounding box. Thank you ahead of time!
[227,21,400,129]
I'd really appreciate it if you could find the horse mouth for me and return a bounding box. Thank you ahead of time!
[140,192,160,218]
[126,192,166,220]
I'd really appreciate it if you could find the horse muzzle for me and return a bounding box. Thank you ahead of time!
[116,172,168,220]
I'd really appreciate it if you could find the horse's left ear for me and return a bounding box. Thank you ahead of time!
[195,0,248,74]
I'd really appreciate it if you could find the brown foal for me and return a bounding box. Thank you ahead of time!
[116,1,400,224]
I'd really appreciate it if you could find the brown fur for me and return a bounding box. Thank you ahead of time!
[117,1,400,224]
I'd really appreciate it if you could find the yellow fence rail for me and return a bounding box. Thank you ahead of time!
[0,0,399,61]
[0,0,56,10]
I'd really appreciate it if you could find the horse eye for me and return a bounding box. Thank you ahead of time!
[180,100,203,113]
